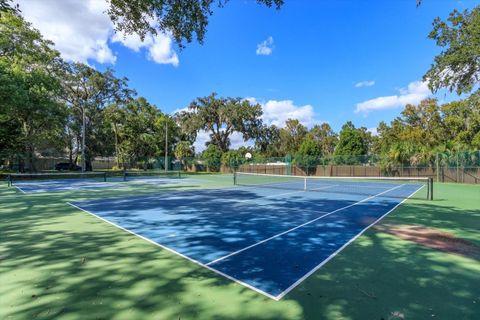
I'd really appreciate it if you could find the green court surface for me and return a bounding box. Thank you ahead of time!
[0,174,479,319]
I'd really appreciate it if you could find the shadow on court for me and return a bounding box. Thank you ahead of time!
[1,183,479,319]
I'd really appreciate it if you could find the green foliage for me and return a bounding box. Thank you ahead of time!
[297,139,322,157]
[61,62,135,170]
[374,97,480,168]
[104,98,180,169]
[334,122,370,164]
[178,93,263,152]
[294,139,322,174]
[424,6,480,95]
[107,0,283,48]
[201,144,222,171]
[0,0,19,14]
[174,141,194,159]
[221,147,251,168]
[306,123,338,156]
[279,119,307,155]
[0,12,66,171]
[255,125,282,157]
[2,6,480,174]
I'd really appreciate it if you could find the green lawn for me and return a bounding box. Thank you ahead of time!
[1,176,479,319]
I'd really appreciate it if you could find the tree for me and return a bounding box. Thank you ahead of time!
[61,63,134,171]
[175,141,194,159]
[441,92,480,148]
[424,6,480,95]
[221,147,251,169]
[0,12,66,171]
[294,139,322,174]
[279,119,307,155]
[0,113,22,164]
[105,97,179,170]
[201,143,222,171]
[0,0,19,14]
[254,124,282,158]
[122,98,162,169]
[297,139,322,157]
[306,123,338,156]
[334,121,370,164]
[398,99,445,150]
[107,0,283,48]
[372,98,480,168]
[178,93,263,152]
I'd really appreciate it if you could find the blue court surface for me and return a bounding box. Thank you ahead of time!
[11,176,196,193]
[69,181,422,300]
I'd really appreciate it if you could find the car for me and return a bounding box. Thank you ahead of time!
[55,162,81,171]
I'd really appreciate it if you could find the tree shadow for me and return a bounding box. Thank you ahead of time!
[1,182,479,319]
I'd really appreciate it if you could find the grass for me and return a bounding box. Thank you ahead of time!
[0,175,479,319]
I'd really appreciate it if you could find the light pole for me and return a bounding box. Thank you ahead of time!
[81,104,86,172]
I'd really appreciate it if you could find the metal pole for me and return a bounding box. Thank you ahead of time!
[82,105,86,172]
[165,121,168,173]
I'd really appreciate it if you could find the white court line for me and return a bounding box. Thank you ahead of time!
[310,184,339,191]
[205,184,405,267]
[13,185,27,194]
[275,183,425,300]
[66,202,279,300]
[67,182,422,301]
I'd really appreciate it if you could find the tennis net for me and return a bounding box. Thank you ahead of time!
[123,170,181,181]
[234,172,433,200]
[7,172,107,187]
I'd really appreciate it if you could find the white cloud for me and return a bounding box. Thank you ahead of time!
[355,81,431,114]
[367,127,378,136]
[193,130,210,153]
[111,32,147,52]
[193,131,253,153]
[256,36,274,56]
[147,34,179,66]
[229,132,254,149]
[250,98,318,128]
[17,0,115,64]
[112,31,179,66]
[355,80,375,88]
[17,0,179,66]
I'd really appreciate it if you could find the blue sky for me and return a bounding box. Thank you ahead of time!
[19,0,478,149]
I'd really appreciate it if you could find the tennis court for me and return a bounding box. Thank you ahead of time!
[67,173,431,299]
[6,171,188,193]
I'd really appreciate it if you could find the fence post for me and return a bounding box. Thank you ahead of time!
[456,153,459,183]
[429,177,433,200]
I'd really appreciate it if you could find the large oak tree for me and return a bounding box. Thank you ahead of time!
[178,93,263,152]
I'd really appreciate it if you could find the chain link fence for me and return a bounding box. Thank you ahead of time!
[2,151,479,184]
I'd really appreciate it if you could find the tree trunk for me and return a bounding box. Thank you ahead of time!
[26,144,35,173]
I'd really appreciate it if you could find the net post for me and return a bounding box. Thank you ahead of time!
[429,178,433,200]
[7,174,11,187]
[123,170,127,182]
[233,170,237,185]
[304,177,307,191]
[103,172,107,182]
